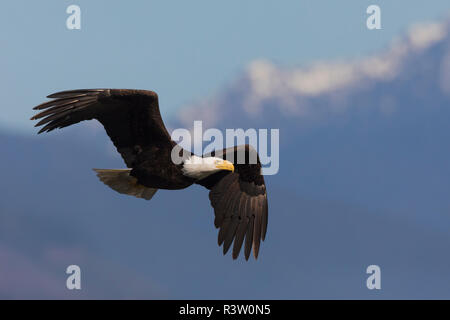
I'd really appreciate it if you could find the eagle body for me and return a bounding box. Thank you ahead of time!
[31,89,268,260]
[130,147,195,190]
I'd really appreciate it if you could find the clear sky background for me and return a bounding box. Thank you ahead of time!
[1,0,450,132]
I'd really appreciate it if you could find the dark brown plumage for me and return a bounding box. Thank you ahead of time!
[198,145,268,259]
[31,89,268,260]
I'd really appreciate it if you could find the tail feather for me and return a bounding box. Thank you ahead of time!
[93,169,157,200]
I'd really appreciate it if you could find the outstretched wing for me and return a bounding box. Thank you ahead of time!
[200,145,268,260]
[31,89,174,167]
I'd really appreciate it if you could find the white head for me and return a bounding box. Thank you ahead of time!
[181,155,234,180]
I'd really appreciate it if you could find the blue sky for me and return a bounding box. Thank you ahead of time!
[1,0,450,132]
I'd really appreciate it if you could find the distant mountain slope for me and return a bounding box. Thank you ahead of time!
[177,21,450,131]
[174,21,450,221]
[2,127,450,299]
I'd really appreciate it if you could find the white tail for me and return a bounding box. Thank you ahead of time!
[93,169,157,200]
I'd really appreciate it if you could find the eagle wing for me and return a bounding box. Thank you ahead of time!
[203,145,268,260]
[31,89,174,167]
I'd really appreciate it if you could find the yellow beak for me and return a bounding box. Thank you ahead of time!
[216,160,234,172]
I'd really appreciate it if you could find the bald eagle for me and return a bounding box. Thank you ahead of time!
[31,89,268,260]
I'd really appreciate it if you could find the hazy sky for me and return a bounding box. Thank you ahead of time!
[2,1,450,299]
[1,0,450,132]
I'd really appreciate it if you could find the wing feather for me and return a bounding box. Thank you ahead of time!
[252,196,263,259]
[217,179,240,245]
[244,214,255,260]
[222,192,243,255]
[206,145,268,260]
[261,194,268,241]
[232,195,250,259]
[31,89,173,167]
